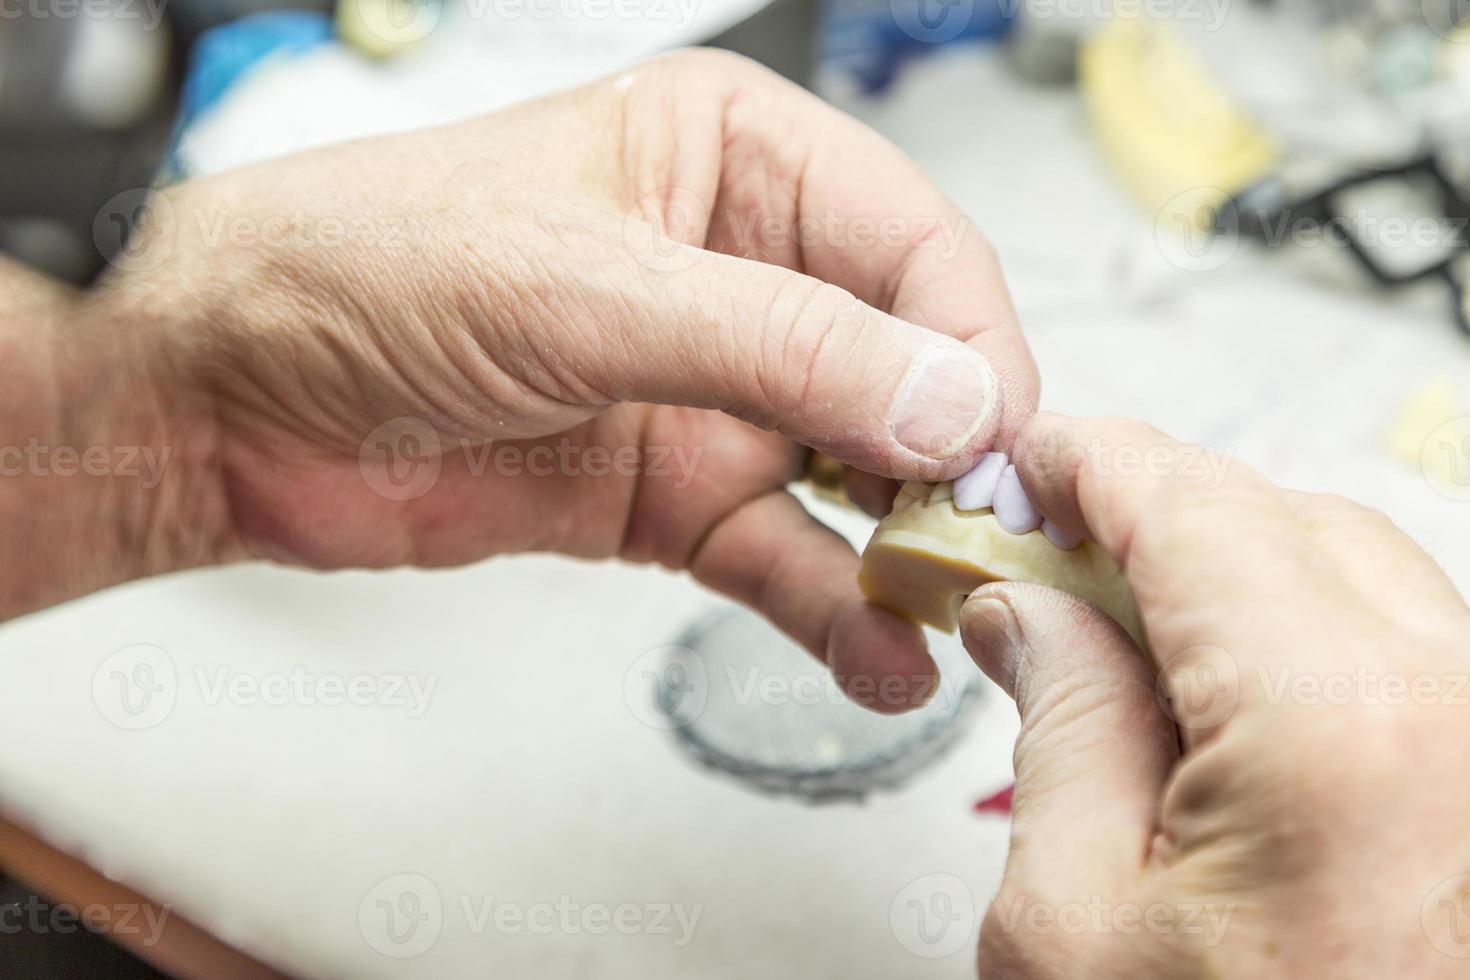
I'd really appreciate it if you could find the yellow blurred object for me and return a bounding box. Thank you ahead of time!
[337,0,440,59]
[1079,18,1279,229]
[1388,377,1470,497]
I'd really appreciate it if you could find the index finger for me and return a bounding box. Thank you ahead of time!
[715,65,1037,442]
[618,50,1039,445]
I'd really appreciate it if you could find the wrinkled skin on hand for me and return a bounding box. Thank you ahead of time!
[959,413,1470,978]
[59,50,1037,707]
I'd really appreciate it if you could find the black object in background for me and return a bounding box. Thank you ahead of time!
[0,875,168,979]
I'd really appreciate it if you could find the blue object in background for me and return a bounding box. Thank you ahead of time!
[821,0,1014,94]
[179,10,334,129]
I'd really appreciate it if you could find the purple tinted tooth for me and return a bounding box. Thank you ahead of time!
[952,452,1008,510]
[1042,519,1081,550]
[993,465,1042,534]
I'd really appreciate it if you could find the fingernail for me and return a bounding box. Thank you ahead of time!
[953,451,1007,510]
[1041,519,1080,550]
[967,596,1020,642]
[888,347,997,460]
[993,465,1042,533]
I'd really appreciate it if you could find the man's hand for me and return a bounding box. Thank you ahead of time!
[961,413,1470,977]
[7,50,1037,710]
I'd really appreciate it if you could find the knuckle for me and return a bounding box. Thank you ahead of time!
[1013,418,1075,490]
[1136,478,1239,547]
[1092,415,1174,452]
[1148,472,1222,513]
[645,47,770,87]
[761,278,869,417]
[603,50,768,130]
[1291,491,1395,534]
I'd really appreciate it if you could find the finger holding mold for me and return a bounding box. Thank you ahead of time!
[857,474,1144,650]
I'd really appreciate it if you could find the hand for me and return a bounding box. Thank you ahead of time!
[18,50,1037,708]
[959,413,1470,976]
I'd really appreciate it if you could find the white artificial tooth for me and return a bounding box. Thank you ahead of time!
[992,465,1042,534]
[952,452,1008,510]
[1041,519,1081,550]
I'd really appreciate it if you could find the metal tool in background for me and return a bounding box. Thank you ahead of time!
[1231,153,1470,331]
[653,606,982,803]
[643,457,985,804]
[1081,16,1470,335]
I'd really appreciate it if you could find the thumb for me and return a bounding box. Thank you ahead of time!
[960,583,1178,893]
[581,244,1003,481]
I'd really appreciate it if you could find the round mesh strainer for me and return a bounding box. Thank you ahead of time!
[656,607,983,803]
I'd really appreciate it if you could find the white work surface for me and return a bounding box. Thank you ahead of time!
[2,43,1469,980]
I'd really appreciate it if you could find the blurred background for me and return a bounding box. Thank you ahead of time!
[2,0,1470,976]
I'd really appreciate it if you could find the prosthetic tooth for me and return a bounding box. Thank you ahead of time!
[952,452,1007,511]
[1041,519,1081,550]
[993,465,1042,534]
